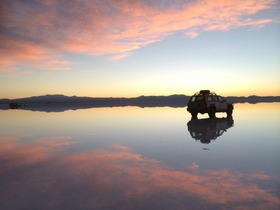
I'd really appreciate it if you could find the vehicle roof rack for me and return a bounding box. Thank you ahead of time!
[194,90,216,95]
[200,90,210,94]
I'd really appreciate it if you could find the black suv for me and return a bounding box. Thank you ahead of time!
[187,90,233,118]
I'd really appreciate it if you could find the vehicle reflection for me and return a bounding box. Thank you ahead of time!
[187,116,234,144]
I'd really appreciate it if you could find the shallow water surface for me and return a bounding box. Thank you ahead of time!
[0,103,279,209]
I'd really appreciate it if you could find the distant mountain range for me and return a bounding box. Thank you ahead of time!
[0,94,279,112]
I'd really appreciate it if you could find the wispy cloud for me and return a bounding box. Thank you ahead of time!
[0,0,277,70]
[0,37,73,72]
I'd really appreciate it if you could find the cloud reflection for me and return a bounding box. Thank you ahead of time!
[0,135,279,209]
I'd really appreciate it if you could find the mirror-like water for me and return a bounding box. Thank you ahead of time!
[0,103,279,209]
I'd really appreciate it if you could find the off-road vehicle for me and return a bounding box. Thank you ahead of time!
[187,90,233,118]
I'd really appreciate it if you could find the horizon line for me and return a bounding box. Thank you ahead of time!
[1,93,280,100]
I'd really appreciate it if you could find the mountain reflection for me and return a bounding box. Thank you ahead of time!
[187,116,234,144]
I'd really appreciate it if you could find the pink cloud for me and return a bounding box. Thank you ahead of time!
[109,52,134,61]
[0,65,17,73]
[0,0,277,71]
[0,37,73,71]
[31,58,74,71]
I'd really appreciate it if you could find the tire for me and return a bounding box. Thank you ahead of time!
[191,112,197,118]
[208,107,216,118]
[227,105,233,116]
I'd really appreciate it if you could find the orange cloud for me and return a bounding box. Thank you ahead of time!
[0,0,277,70]
[0,37,73,72]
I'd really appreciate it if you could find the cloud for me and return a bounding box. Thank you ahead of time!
[109,52,134,61]
[31,58,74,71]
[0,36,73,72]
[0,0,277,71]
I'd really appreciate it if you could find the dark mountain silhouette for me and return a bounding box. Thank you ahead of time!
[0,94,189,112]
[227,95,280,104]
[0,94,279,112]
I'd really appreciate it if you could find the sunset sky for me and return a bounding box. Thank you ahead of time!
[0,0,279,99]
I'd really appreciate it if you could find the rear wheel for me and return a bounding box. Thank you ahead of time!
[208,107,216,118]
[191,112,197,118]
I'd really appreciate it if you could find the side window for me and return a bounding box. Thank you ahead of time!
[196,96,204,101]
[191,96,196,102]
[207,96,212,102]
[218,96,225,102]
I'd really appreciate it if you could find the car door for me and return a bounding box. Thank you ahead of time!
[218,96,227,111]
[209,95,219,111]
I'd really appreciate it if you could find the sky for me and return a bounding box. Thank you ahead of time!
[0,0,279,99]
